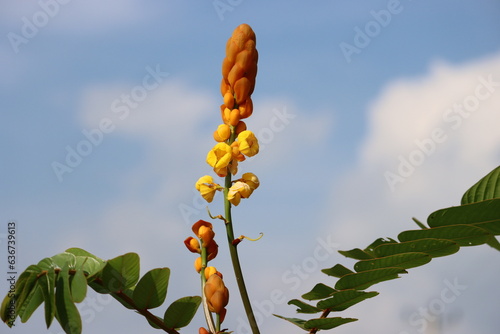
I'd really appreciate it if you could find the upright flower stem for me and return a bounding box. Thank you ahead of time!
[223,172,260,334]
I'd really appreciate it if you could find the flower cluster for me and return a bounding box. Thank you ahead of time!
[198,23,260,206]
[184,220,218,272]
[185,220,229,325]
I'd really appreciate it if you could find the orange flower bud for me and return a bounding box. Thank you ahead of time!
[199,328,210,334]
[192,220,214,247]
[222,57,233,79]
[231,141,245,162]
[184,237,201,253]
[204,266,217,280]
[223,92,235,109]
[206,240,219,261]
[229,108,240,126]
[238,98,253,119]
[235,121,247,134]
[198,225,215,248]
[227,63,245,87]
[204,273,229,314]
[234,77,251,105]
[213,123,231,142]
[220,78,230,96]
[194,257,202,273]
[235,49,253,72]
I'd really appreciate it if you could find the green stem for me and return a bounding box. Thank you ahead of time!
[200,244,217,333]
[91,278,180,334]
[224,172,261,334]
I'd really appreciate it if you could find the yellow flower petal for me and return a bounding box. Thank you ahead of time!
[241,172,259,190]
[237,130,259,157]
[206,143,233,169]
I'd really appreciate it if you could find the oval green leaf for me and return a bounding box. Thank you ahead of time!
[55,267,82,334]
[335,267,406,290]
[374,238,460,258]
[163,296,202,329]
[304,317,357,330]
[287,299,321,314]
[101,253,140,292]
[321,264,353,278]
[317,289,378,312]
[301,283,336,301]
[398,225,491,247]
[132,268,170,310]
[70,269,87,303]
[461,166,500,204]
[355,252,431,272]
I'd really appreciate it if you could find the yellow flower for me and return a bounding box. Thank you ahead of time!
[237,130,259,157]
[206,142,232,169]
[241,172,259,191]
[195,175,220,203]
[227,181,252,206]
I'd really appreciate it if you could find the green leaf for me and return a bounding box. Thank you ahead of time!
[146,314,164,329]
[355,252,432,272]
[133,268,170,310]
[1,290,16,325]
[364,237,398,254]
[335,268,406,290]
[301,283,336,301]
[428,199,500,234]
[461,166,500,204]
[273,315,307,330]
[163,296,202,329]
[317,289,378,312]
[70,269,87,303]
[287,299,321,314]
[65,248,102,261]
[38,267,56,328]
[304,317,357,330]
[101,253,140,292]
[1,265,41,323]
[51,253,77,269]
[338,248,373,260]
[321,264,353,278]
[374,238,460,258]
[111,289,136,310]
[317,289,378,311]
[18,285,44,323]
[66,248,106,279]
[398,225,491,247]
[55,267,82,334]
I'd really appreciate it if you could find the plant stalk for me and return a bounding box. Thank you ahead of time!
[223,172,260,334]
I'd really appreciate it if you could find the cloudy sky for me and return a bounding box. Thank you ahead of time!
[1,1,500,333]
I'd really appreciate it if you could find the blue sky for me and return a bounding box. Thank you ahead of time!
[1,1,500,333]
